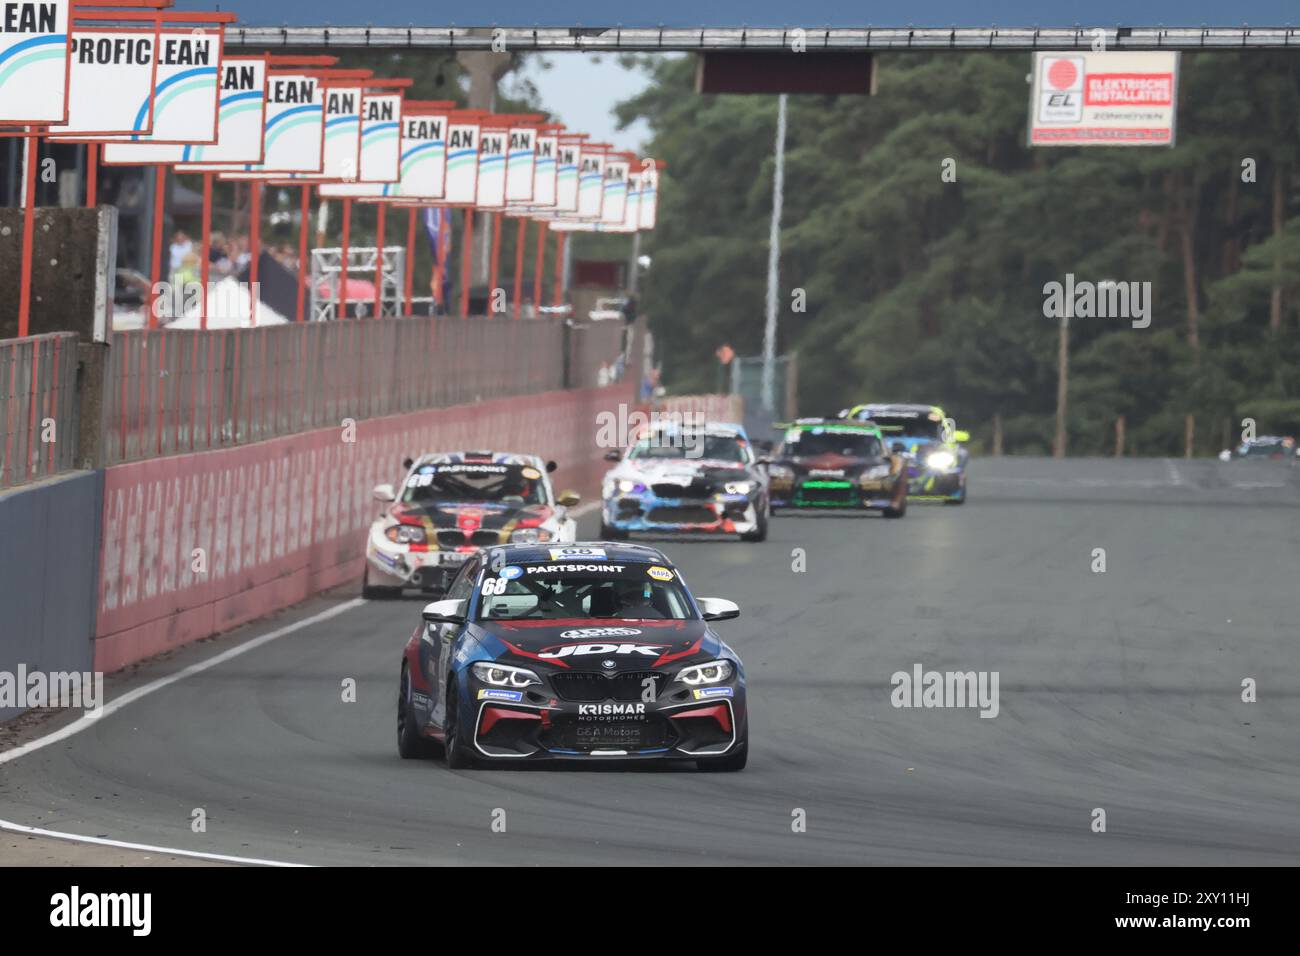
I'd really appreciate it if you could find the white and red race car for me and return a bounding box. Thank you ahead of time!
[364,451,580,598]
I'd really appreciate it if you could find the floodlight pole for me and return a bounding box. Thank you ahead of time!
[761,93,787,415]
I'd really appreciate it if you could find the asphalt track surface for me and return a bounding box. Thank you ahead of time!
[2,456,1298,865]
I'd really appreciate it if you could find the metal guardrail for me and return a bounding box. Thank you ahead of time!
[0,333,80,490]
[100,315,634,466]
[226,26,1300,51]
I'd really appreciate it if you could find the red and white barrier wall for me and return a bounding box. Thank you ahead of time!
[95,382,637,672]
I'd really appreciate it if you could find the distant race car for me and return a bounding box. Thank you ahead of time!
[1218,436,1297,462]
[364,451,580,598]
[600,421,769,542]
[840,403,970,504]
[766,418,908,517]
[396,541,749,770]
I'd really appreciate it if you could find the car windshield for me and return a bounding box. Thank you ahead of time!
[401,462,547,506]
[862,415,943,440]
[628,433,749,463]
[476,560,694,621]
[783,429,882,458]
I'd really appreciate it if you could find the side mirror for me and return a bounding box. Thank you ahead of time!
[373,482,396,502]
[953,430,970,443]
[697,597,740,622]
[422,599,467,625]
[545,460,558,473]
[557,490,581,507]
[402,457,414,470]
[603,449,622,462]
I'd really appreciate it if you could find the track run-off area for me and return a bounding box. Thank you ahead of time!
[2,456,1297,865]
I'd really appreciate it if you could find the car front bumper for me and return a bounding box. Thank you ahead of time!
[603,491,763,534]
[464,682,746,760]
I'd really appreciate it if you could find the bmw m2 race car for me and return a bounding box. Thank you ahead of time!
[364,451,580,598]
[600,421,769,542]
[840,403,970,504]
[396,542,748,770]
[766,418,908,517]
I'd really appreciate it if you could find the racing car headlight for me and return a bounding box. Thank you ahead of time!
[862,464,893,481]
[509,528,552,544]
[723,480,753,495]
[616,478,642,494]
[472,662,542,688]
[675,660,734,686]
[926,450,957,472]
[385,524,427,544]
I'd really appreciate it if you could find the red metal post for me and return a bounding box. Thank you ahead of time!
[552,231,566,307]
[200,173,212,331]
[404,207,417,316]
[512,217,526,320]
[297,186,310,322]
[459,208,473,317]
[249,181,261,326]
[340,197,352,317]
[16,135,38,337]
[533,219,546,314]
[373,201,386,318]
[148,163,166,329]
[488,212,502,314]
[85,143,98,208]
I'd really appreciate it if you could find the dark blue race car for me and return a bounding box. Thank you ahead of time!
[396,542,748,770]
[840,403,970,504]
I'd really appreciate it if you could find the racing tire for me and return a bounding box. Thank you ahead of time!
[696,727,748,772]
[397,665,440,759]
[882,497,907,519]
[442,681,475,769]
[362,564,402,600]
[740,500,769,542]
[599,519,629,541]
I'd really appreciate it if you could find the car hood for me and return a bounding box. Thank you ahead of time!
[476,618,721,672]
[609,458,751,482]
[776,451,888,477]
[390,500,551,531]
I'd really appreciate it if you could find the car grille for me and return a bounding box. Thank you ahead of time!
[435,529,501,547]
[646,505,717,524]
[651,480,714,499]
[551,671,667,702]
[796,483,858,505]
[543,714,674,752]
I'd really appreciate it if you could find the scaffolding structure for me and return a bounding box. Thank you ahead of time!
[309,245,407,321]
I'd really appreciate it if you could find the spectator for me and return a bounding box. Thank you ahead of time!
[169,230,193,275]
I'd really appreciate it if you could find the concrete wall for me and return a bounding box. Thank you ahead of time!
[94,381,637,672]
[0,470,103,721]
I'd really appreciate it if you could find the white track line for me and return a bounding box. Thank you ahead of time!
[0,597,365,767]
[0,598,366,867]
[0,512,611,862]
[0,819,310,867]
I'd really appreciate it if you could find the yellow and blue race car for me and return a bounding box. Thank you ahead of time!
[838,404,969,504]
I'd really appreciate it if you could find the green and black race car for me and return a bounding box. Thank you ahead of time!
[764,418,908,517]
